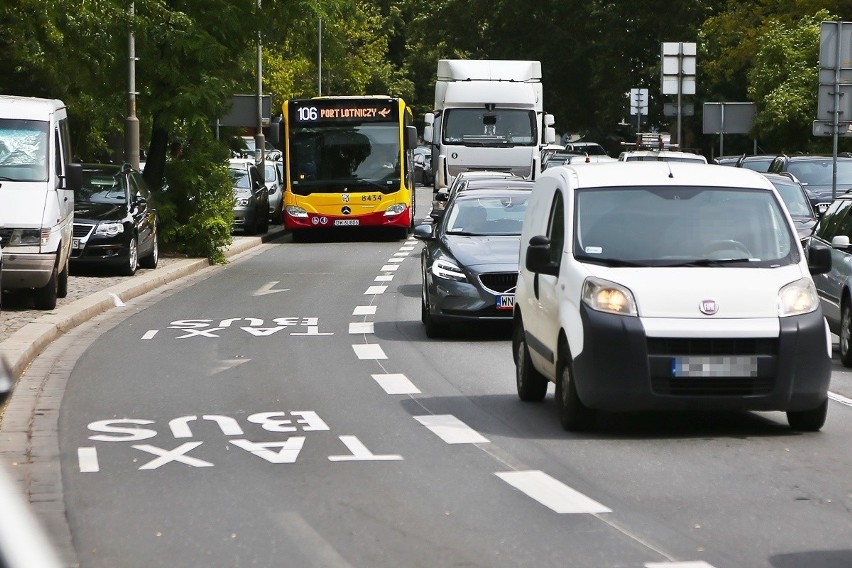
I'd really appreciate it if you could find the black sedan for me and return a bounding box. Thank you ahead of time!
[762,172,818,241]
[71,164,158,275]
[414,188,530,337]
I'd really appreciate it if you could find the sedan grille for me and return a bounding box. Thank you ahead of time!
[73,223,96,238]
[478,272,518,294]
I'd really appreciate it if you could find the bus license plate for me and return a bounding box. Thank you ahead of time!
[496,295,515,310]
[334,219,359,226]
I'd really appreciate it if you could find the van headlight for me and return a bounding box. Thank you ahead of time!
[8,228,50,246]
[432,258,467,282]
[95,222,124,236]
[582,276,638,316]
[778,278,819,317]
[384,203,407,216]
[286,205,308,218]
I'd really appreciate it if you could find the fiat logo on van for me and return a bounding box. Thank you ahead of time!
[699,300,719,315]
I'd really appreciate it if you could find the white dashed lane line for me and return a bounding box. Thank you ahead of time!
[348,322,374,334]
[645,562,717,568]
[352,344,387,360]
[374,275,394,282]
[353,305,377,316]
[495,470,612,514]
[371,373,420,394]
[380,264,400,271]
[364,285,387,295]
[414,415,490,444]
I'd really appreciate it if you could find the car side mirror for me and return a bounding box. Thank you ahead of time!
[525,235,560,276]
[413,224,434,241]
[808,244,832,275]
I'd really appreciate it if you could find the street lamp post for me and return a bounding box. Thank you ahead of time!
[255,0,265,182]
[125,1,140,170]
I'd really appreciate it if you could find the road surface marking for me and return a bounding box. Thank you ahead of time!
[414,415,489,444]
[253,281,289,296]
[829,391,852,408]
[133,442,214,470]
[349,322,375,334]
[380,264,400,271]
[78,447,99,472]
[386,257,405,263]
[352,344,387,360]
[328,436,403,461]
[392,252,409,257]
[353,305,377,316]
[141,330,158,340]
[495,470,611,514]
[645,563,716,568]
[374,274,394,282]
[399,246,415,251]
[364,285,387,295]
[372,373,420,394]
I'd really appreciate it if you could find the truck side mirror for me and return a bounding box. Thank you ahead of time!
[423,126,433,144]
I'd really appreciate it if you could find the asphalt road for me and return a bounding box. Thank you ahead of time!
[4,187,852,567]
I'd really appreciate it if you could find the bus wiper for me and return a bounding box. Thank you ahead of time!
[353,178,394,191]
[574,254,648,267]
[661,258,753,267]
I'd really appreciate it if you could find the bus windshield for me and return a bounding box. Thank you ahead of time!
[290,123,400,193]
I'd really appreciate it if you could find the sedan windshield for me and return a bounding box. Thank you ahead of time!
[787,160,852,187]
[445,195,529,236]
[78,170,128,204]
[575,186,798,268]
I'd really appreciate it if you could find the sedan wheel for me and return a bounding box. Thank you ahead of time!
[841,301,852,367]
[140,228,159,269]
[122,236,138,276]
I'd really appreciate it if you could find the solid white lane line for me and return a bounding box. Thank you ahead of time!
[364,285,387,295]
[349,322,375,334]
[829,391,852,408]
[78,447,99,472]
[645,562,716,568]
[353,305,377,316]
[380,264,400,271]
[352,344,387,360]
[374,275,394,282]
[414,415,489,444]
[495,470,611,514]
[372,373,420,394]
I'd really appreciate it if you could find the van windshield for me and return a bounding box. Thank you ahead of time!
[574,186,798,268]
[0,119,50,182]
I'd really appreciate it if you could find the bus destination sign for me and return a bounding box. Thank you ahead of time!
[292,101,397,123]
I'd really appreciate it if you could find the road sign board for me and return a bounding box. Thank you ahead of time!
[813,120,852,137]
[702,102,756,134]
[663,103,694,117]
[820,21,852,69]
[661,42,696,95]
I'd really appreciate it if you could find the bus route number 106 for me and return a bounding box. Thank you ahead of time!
[298,106,319,121]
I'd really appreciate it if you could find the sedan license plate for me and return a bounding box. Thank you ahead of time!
[72,238,83,249]
[496,295,515,310]
[334,219,359,226]
[671,355,758,378]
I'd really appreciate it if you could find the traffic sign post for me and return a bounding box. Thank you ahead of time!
[661,42,696,147]
[702,102,756,157]
[817,20,852,200]
[629,88,648,132]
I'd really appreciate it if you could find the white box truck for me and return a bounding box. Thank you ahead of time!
[0,96,81,309]
[423,59,555,190]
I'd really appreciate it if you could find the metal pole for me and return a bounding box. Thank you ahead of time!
[318,19,322,96]
[124,1,140,170]
[719,104,725,157]
[255,0,265,183]
[832,20,843,201]
[676,43,683,149]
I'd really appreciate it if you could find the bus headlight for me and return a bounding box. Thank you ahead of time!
[778,278,819,317]
[384,203,407,217]
[285,205,309,218]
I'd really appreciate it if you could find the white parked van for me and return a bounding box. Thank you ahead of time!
[0,96,80,309]
[513,162,833,431]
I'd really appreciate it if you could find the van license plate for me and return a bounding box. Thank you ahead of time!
[671,356,758,378]
[334,219,359,226]
[496,295,515,310]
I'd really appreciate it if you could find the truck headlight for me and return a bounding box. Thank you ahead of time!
[384,203,407,216]
[582,276,638,316]
[286,205,309,218]
[95,222,124,236]
[778,278,819,317]
[432,258,466,282]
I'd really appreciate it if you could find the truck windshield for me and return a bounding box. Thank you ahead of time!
[442,109,536,146]
[289,123,400,194]
[0,119,49,182]
[574,186,798,268]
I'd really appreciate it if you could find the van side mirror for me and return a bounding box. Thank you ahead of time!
[525,235,560,276]
[808,244,832,275]
[63,163,82,192]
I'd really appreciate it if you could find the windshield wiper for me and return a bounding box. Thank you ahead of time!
[446,230,482,236]
[660,258,753,267]
[574,254,648,267]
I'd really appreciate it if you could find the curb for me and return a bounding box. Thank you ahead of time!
[0,228,286,381]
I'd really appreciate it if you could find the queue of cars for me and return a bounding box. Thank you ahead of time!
[416,143,852,433]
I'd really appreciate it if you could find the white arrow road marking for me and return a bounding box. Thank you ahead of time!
[372,373,420,394]
[253,281,290,296]
[352,344,387,360]
[328,436,403,461]
[210,359,251,375]
[495,470,611,514]
[414,415,489,444]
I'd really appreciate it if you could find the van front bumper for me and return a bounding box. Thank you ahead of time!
[572,305,831,413]
[1,252,55,289]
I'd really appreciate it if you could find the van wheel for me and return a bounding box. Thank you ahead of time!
[555,343,596,431]
[57,256,69,298]
[514,325,548,401]
[787,398,828,431]
[840,301,852,367]
[121,235,138,276]
[33,263,58,310]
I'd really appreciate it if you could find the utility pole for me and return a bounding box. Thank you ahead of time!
[125,1,140,170]
[318,19,323,96]
[255,0,265,182]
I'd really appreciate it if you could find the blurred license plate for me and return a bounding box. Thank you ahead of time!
[496,295,515,310]
[334,219,359,226]
[671,355,758,378]
[72,238,83,249]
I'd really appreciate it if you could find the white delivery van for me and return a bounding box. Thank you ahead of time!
[0,96,81,309]
[513,162,833,431]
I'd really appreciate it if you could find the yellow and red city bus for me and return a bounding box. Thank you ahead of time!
[281,96,418,240]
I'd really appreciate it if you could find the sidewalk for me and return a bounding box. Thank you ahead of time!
[0,228,287,381]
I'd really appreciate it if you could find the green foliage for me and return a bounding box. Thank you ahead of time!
[156,120,234,264]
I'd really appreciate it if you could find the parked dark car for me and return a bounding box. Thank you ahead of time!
[229,158,269,235]
[736,154,775,172]
[768,155,852,215]
[414,187,530,337]
[762,173,818,241]
[414,145,433,186]
[72,163,158,276]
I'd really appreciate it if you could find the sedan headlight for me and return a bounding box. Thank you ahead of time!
[384,203,407,216]
[235,197,251,207]
[582,276,637,316]
[95,222,124,237]
[432,258,467,282]
[286,205,309,218]
[778,277,819,317]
